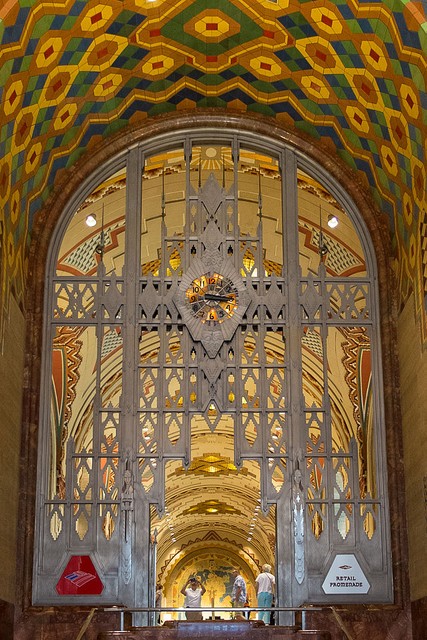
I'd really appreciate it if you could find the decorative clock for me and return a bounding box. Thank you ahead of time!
[186,272,238,325]
[174,258,250,357]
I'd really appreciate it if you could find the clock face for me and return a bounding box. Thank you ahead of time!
[186,272,238,325]
[174,258,250,357]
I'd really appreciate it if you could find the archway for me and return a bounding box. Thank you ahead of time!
[30,123,393,621]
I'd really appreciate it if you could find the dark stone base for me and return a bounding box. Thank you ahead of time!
[411,596,427,640]
[11,606,421,640]
[0,599,15,640]
[13,608,121,640]
[305,606,413,640]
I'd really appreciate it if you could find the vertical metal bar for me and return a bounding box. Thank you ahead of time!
[283,148,306,616]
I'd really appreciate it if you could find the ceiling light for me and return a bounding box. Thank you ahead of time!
[327,214,338,228]
[85,213,97,227]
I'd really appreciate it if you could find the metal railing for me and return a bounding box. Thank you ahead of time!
[103,606,327,632]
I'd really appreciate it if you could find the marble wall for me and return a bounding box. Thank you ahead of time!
[0,296,25,604]
[398,294,427,602]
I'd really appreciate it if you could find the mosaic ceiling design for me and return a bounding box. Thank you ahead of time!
[0,0,426,322]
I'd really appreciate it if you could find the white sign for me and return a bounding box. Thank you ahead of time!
[322,554,370,594]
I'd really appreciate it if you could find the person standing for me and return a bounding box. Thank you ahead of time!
[231,568,247,620]
[180,576,206,621]
[255,563,275,625]
[155,583,163,625]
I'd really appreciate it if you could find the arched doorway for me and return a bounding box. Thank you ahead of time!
[32,127,392,619]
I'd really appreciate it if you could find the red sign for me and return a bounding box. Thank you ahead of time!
[56,555,104,595]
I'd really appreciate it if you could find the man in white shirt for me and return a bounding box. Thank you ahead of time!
[180,576,206,621]
[255,564,275,625]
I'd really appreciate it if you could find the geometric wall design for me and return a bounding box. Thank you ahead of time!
[0,0,426,334]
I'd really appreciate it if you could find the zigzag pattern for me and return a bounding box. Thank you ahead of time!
[0,0,425,326]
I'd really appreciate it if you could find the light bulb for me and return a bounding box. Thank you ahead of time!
[327,214,338,228]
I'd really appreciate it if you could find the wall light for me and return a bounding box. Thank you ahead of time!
[327,214,338,228]
[86,213,97,227]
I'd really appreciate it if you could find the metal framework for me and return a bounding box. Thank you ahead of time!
[33,131,392,613]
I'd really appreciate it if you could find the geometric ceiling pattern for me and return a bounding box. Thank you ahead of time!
[0,0,426,319]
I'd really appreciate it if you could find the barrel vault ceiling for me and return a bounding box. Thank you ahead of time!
[0,0,426,322]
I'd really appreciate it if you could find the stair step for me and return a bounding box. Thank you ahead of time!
[98,620,331,640]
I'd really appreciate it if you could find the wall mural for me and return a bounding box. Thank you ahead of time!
[163,556,256,620]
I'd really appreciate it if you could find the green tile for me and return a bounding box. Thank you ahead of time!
[197,74,226,87]
[145,79,173,92]
[333,86,350,100]
[390,57,404,75]
[67,46,88,66]
[295,120,321,139]
[339,40,359,56]
[382,93,394,109]
[337,148,357,171]
[27,75,40,92]
[18,55,32,73]
[409,64,426,91]
[31,15,56,38]
[0,60,14,86]
[419,29,427,54]
[149,102,177,116]
[198,97,227,108]
[251,81,278,94]
[227,64,248,76]
[248,103,276,117]
[287,12,310,27]
[345,19,364,35]
[343,128,363,148]
[368,20,393,43]
[62,127,79,145]
[81,100,96,115]
[328,103,343,116]
[376,166,391,190]
[286,26,310,40]
[299,99,324,116]
[336,75,352,88]
[375,110,387,127]
[367,139,378,154]
[99,97,123,113]
[383,78,398,96]
[61,15,79,30]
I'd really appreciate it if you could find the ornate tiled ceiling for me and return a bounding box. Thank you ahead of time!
[0,0,426,316]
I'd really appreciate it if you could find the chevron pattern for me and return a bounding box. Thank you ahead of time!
[0,0,425,322]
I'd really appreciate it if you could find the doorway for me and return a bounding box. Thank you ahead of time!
[151,415,276,622]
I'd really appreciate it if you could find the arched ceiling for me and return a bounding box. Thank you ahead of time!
[0,0,426,317]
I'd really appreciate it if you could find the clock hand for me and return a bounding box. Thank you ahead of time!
[204,293,234,302]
